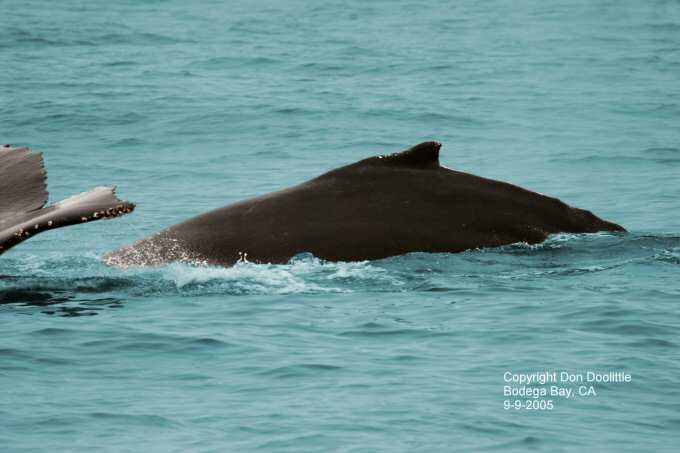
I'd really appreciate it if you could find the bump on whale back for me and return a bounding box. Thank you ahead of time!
[317,141,443,181]
[372,141,441,169]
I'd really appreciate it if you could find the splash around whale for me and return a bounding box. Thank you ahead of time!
[0,142,625,266]
[105,141,625,267]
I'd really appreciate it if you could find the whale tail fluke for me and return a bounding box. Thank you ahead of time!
[0,146,135,255]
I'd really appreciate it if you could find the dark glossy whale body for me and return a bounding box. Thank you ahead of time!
[106,142,624,267]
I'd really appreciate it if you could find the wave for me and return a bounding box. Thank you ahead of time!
[0,233,677,316]
[1,27,191,48]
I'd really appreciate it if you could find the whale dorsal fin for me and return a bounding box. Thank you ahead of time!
[314,141,443,182]
[376,141,441,169]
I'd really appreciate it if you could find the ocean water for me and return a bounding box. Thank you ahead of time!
[2,0,679,451]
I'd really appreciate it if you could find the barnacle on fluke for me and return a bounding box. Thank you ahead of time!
[0,146,135,255]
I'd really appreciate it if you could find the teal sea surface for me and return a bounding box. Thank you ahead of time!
[2,0,680,451]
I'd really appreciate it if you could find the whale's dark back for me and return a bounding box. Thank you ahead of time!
[106,142,624,267]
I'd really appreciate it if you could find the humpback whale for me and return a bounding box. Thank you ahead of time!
[105,141,625,267]
[0,146,134,255]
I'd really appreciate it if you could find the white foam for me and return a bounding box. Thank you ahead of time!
[160,255,399,295]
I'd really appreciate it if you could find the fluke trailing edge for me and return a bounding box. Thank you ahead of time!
[0,146,135,255]
[105,141,625,267]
